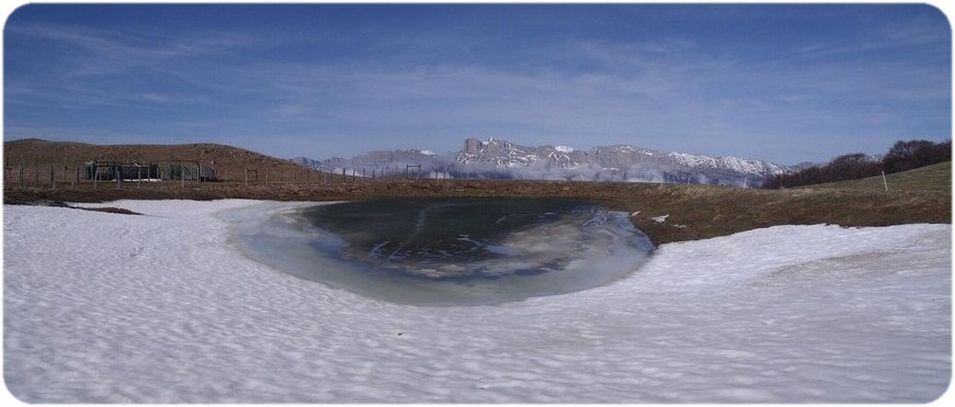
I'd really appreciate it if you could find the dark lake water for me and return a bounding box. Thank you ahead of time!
[228,198,654,305]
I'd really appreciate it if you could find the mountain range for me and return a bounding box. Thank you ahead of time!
[294,137,803,187]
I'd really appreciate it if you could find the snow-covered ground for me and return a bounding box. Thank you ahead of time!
[3,200,951,402]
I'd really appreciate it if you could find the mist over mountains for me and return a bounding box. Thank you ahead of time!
[294,137,800,187]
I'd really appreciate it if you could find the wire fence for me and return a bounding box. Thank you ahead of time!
[1,160,466,191]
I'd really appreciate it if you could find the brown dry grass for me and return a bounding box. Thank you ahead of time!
[5,178,949,245]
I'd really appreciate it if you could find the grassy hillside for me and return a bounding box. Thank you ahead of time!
[798,161,951,192]
[3,138,313,182]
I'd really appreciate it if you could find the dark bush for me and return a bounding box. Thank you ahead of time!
[883,139,951,174]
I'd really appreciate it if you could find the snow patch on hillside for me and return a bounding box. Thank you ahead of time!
[667,151,787,175]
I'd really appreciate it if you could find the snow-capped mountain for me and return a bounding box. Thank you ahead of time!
[457,137,591,170]
[295,137,796,187]
[293,148,449,174]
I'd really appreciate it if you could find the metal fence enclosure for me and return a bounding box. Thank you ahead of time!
[83,161,215,181]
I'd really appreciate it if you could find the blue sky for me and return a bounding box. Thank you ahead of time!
[3,4,951,164]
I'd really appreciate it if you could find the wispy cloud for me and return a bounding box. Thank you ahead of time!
[7,22,260,78]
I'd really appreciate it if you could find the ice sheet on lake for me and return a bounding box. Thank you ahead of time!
[4,200,951,402]
[222,199,653,305]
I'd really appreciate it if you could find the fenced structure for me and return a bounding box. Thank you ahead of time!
[82,161,215,182]
[85,162,160,181]
[156,161,216,181]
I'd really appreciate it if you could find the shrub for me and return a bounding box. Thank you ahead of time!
[882,140,951,174]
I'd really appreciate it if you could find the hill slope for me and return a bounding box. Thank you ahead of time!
[799,162,951,192]
[3,138,311,182]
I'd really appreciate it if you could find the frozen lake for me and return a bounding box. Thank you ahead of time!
[223,198,653,305]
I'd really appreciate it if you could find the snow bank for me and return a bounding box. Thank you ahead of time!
[3,200,951,403]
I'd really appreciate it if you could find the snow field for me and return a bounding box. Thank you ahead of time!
[3,200,951,402]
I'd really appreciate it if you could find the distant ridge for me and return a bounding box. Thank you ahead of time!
[5,137,800,187]
[296,137,799,187]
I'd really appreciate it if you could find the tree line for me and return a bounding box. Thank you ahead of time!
[763,139,951,189]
